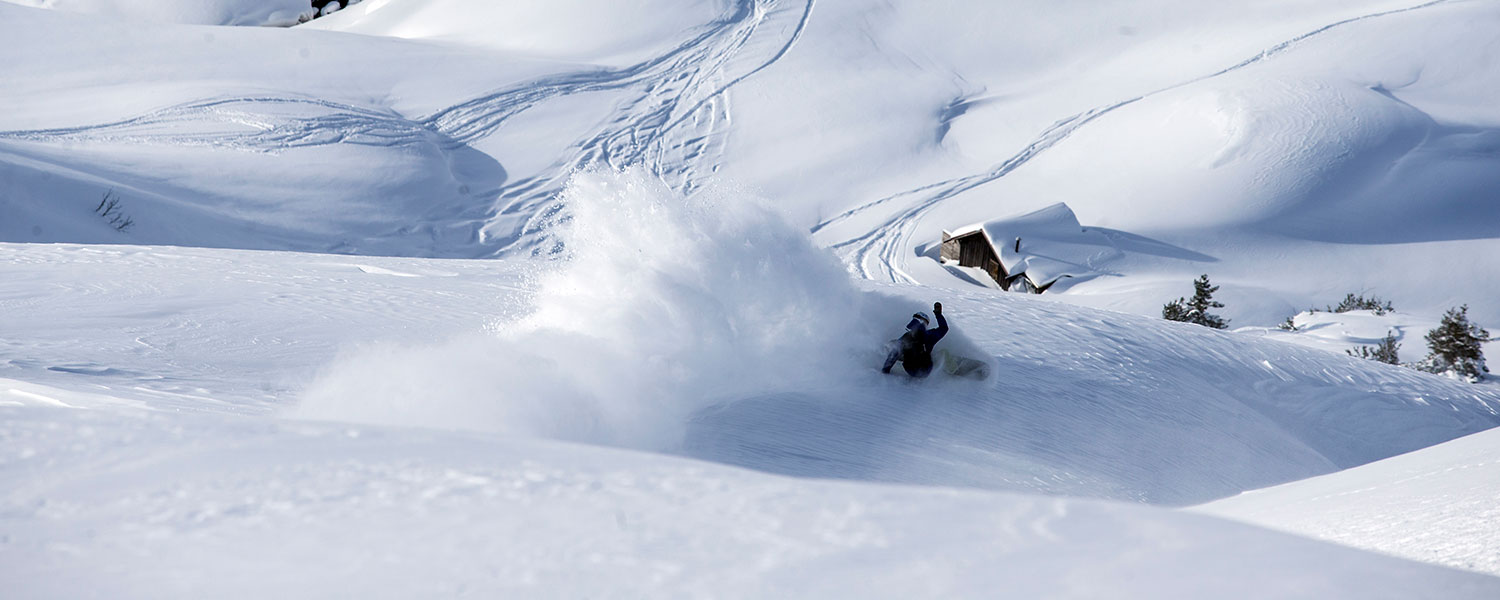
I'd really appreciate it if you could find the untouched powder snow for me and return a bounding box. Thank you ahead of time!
[1197,426,1500,577]
[4,385,1500,599]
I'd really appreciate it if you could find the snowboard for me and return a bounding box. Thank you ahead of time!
[936,348,990,380]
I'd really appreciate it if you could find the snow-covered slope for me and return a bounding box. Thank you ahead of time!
[5,172,1500,594]
[7,171,1495,509]
[1197,426,1500,577]
[0,0,316,26]
[3,0,1496,327]
[4,0,1500,593]
[5,391,1499,599]
[303,0,725,64]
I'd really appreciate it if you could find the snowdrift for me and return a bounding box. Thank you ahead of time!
[1198,426,1500,576]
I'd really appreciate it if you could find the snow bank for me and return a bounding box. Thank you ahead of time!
[297,168,956,449]
[1198,426,1500,577]
[7,392,1500,599]
[0,0,316,26]
[1248,308,1439,365]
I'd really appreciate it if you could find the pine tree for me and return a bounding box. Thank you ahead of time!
[1162,298,1190,323]
[1162,274,1228,329]
[1419,305,1491,382]
[1347,331,1400,365]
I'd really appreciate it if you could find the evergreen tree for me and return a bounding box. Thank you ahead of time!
[1162,274,1228,329]
[1330,293,1394,315]
[1162,298,1190,323]
[1419,305,1491,382]
[1347,331,1400,365]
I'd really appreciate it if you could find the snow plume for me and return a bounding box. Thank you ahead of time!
[297,168,905,449]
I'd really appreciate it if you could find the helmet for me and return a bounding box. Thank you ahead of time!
[908,312,930,330]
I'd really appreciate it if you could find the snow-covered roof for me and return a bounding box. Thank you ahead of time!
[945,203,1122,288]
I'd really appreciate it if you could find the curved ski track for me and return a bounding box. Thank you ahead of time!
[0,0,817,258]
[811,0,1451,284]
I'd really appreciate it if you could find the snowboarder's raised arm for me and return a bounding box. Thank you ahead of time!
[926,303,948,344]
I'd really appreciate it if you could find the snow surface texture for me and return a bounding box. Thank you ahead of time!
[0,0,316,26]
[4,0,1500,594]
[7,394,1500,599]
[1198,426,1500,576]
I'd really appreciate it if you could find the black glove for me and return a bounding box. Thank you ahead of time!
[933,302,943,316]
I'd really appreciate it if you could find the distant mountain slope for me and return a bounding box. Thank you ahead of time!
[0,0,315,26]
[3,0,1497,330]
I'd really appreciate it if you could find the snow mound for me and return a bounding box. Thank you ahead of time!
[8,395,1500,598]
[1198,426,1500,577]
[1250,308,1438,365]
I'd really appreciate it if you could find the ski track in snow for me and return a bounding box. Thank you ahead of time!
[810,0,1453,284]
[0,0,816,258]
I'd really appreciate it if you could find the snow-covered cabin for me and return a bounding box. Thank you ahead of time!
[940,203,1121,293]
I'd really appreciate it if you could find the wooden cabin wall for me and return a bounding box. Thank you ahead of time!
[943,232,1038,292]
[955,236,1006,289]
[941,234,962,262]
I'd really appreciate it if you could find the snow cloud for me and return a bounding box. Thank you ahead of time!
[296,168,920,449]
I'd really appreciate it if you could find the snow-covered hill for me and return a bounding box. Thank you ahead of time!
[1197,425,1500,576]
[5,388,1500,598]
[3,0,1500,595]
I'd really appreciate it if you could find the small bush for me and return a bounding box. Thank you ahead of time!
[94,190,134,232]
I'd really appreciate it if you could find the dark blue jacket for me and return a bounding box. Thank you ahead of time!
[882,313,948,377]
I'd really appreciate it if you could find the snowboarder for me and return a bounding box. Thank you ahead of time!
[882,302,949,378]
